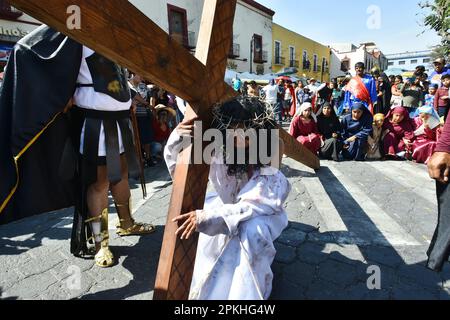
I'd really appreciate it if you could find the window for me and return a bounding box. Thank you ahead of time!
[274,41,281,64]
[411,59,418,64]
[313,54,318,72]
[289,46,295,67]
[423,58,431,63]
[341,59,350,72]
[168,4,188,47]
[302,50,309,69]
[253,34,263,63]
[388,62,394,66]
[398,60,406,65]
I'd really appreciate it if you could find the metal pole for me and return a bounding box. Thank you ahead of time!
[250,37,253,74]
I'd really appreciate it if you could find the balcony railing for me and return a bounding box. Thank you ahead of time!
[263,51,268,62]
[228,43,240,58]
[0,1,23,19]
[170,31,196,50]
[303,60,311,70]
[254,50,268,63]
[187,31,196,49]
[274,56,285,65]
[289,60,299,68]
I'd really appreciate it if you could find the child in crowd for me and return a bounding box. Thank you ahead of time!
[391,75,404,107]
[331,82,342,114]
[412,106,441,164]
[366,113,385,160]
[434,74,450,120]
[152,105,174,161]
[383,106,415,160]
[425,84,438,107]
[289,102,321,155]
[401,77,423,118]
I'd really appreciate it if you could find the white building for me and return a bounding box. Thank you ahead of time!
[330,42,388,79]
[0,1,41,69]
[386,50,433,73]
[130,0,204,50]
[229,0,274,75]
[130,0,274,75]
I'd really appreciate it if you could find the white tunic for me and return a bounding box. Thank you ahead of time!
[73,46,131,156]
[164,131,291,300]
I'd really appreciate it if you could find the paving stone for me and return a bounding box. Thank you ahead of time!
[359,247,405,268]
[397,263,443,290]
[324,243,366,263]
[439,287,450,300]
[270,278,305,300]
[0,269,25,292]
[37,281,72,300]
[306,279,347,300]
[344,282,391,300]
[277,228,307,247]
[271,262,284,277]
[391,281,440,300]
[283,261,316,288]
[274,243,297,264]
[296,242,329,265]
[396,246,430,265]
[2,272,60,299]
[317,259,359,287]
[289,222,319,234]
[20,249,69,277]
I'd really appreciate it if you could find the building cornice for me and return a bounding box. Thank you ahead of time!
[239,0,275,17]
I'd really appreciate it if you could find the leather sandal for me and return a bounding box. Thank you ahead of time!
[116,218,156,237]
[86,209,114,268]
[95,243,114,268]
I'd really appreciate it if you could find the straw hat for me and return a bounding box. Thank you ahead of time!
[155,104,176,117]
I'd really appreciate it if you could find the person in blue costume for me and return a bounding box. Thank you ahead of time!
[341,102,374,161]
[344,62,378,114]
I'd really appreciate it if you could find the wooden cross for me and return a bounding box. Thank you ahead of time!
[10,0,320,300]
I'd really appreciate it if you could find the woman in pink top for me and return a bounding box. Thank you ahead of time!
[382,106,415,159]
[289,103,321,154]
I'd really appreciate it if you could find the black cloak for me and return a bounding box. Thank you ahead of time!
[0,26,83,224]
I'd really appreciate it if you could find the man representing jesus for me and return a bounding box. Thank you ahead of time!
[165,97,291,300]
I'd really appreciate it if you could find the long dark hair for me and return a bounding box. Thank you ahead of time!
[212,97,276,177]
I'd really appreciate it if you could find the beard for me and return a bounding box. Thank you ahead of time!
[224,146,255,178]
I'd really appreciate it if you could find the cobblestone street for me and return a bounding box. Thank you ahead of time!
[1,157,449,300]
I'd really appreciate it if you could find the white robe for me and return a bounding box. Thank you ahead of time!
[164,131,291,300]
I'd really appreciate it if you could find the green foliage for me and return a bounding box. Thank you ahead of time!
[419,0,450,59]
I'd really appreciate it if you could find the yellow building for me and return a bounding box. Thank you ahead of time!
[272,23,331,82]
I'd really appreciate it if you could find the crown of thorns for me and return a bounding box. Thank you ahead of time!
[211,96,275,131]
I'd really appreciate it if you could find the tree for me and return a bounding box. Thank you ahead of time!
[419,0,450,59]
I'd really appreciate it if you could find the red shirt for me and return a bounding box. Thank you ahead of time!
[434,86,450,109]
[436,115,450,153]
[152,119,171,143]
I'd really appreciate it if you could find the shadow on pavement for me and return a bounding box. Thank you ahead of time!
[271,165,450,300]
[78,226,164,300]
[0,208,74,256]
[0,164,171,257]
